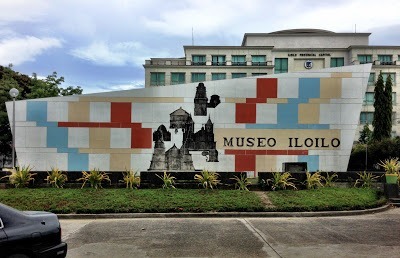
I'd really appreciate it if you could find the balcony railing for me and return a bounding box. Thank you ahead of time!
[252,61,267,66]
[232,62,247,66]
[191,61,206,66]
[211,61,226,66]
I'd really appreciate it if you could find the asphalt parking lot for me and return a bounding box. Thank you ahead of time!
[61,208,400,258]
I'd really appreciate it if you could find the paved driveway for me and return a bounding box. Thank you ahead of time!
[61,208,400,257]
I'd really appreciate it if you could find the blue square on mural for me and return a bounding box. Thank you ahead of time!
[277,103,298,126]
[299,78,320,99]
[68,153,88,171]
[47,127,68,148]
[299,155,319,172]
[27,101,47,122]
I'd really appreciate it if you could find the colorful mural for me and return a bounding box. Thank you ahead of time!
[6,65,371,176]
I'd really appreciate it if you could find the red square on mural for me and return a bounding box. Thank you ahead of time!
[131,127,152,148]
[111,102,132,123]
[257,78,277,98]
[235,155,256,172]
[235,103,256,123]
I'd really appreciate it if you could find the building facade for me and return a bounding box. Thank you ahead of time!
[143,29,400,138]
[6,65,370,176]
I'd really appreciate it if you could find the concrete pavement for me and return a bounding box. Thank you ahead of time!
[61,207,400,258]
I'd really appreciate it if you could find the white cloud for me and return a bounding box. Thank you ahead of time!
[70,41,168,67]
[0,0,49,24]
[0,36,62,66]
[83,81,145,94]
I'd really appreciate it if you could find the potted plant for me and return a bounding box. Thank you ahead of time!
[378,158,400,184]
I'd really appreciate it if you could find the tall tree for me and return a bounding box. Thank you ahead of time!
[372,72,387,141]
[383,74,393,138]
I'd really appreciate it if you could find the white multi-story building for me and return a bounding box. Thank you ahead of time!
[143,29,400,139]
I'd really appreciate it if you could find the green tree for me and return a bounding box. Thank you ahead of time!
[0,65,82,166]
[383,74,393,138]
[372,72,388,141]
[359,123,372,144]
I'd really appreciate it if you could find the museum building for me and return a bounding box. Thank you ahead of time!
[143,29,400,138]
[6,62,371,176]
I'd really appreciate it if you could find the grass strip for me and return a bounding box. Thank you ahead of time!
[0,188,385,213]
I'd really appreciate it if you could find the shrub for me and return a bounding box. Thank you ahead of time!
[194,170,220,189]
[1,165,36,188]
[378,158,400,174]
[156,171,176,189]
[354,171,380,188]
[265,172,297,191]
[45,167,68,188]
[304,171,324,190]
[323,172,338,187]
[230,173,251,191]
[120,169,140,189]
[77,168,111,189]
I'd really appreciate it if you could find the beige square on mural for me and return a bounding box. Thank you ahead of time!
[89,128,110,149]
[256,155,277,172]
[331,72,352,78]
[298,104,320,124]
[68,102,89,122]
[320,78,342,99]
[110,153,131,171]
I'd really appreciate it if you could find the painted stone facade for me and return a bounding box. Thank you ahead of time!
[6,65,371,176]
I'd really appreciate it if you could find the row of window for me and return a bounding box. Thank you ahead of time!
[152,71,397,86]
[360,112,397,124]
[150,72,268,86]
[363,92,396,105]
[358,55,400,65]
[368,73,396,86]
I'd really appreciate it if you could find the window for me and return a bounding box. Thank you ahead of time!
[212,55,226,66]
[275,58,288,74]
[393,92,397,105]
[378,55,392,62]
[368,73,375,86]
[330,57,344,67]
[192,55,206,65]
[191,73,206,83]
[171,73,185,85]
[358,55,372,64]
[232,55,246,66]
[252,73,268,76]
[211,73,226,80]
[232,73,247,79]
[360,112,373,124]
[150,72,165,86]
[252,55,266,66]
[382,73,396,84]
[363,92,374,105]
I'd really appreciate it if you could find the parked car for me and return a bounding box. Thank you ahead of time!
[0,203,67,258]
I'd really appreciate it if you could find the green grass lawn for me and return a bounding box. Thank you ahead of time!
[0,188,386,214]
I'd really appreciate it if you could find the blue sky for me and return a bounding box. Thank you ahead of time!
[1,0,400,93]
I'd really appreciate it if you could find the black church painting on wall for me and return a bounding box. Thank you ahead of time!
[149,83,221,171]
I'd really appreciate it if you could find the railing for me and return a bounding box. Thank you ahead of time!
[232,62,247,66]
[252,61,267,66]
[191,61,206,66]
[211,61,226,66]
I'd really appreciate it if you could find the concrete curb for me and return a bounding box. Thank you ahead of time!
[57,204,392,219]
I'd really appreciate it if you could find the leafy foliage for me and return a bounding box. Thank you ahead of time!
[77,168,111,189]
[1,165,36,188]
[45,167,68,188]
[304,171,324,189]
[194,170,220,189]
[358,123,372,144]
[0,65,82,163]
[323,172,338,187]
[354,171,380,188]
[264,172,297,191]
[372,72,392,141]
[156,171,176,189]
[120,169,140,189]
[230,173,251,191]
[378,158,400,174]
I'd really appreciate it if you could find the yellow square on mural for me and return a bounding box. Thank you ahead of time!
[298,104,320,124]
